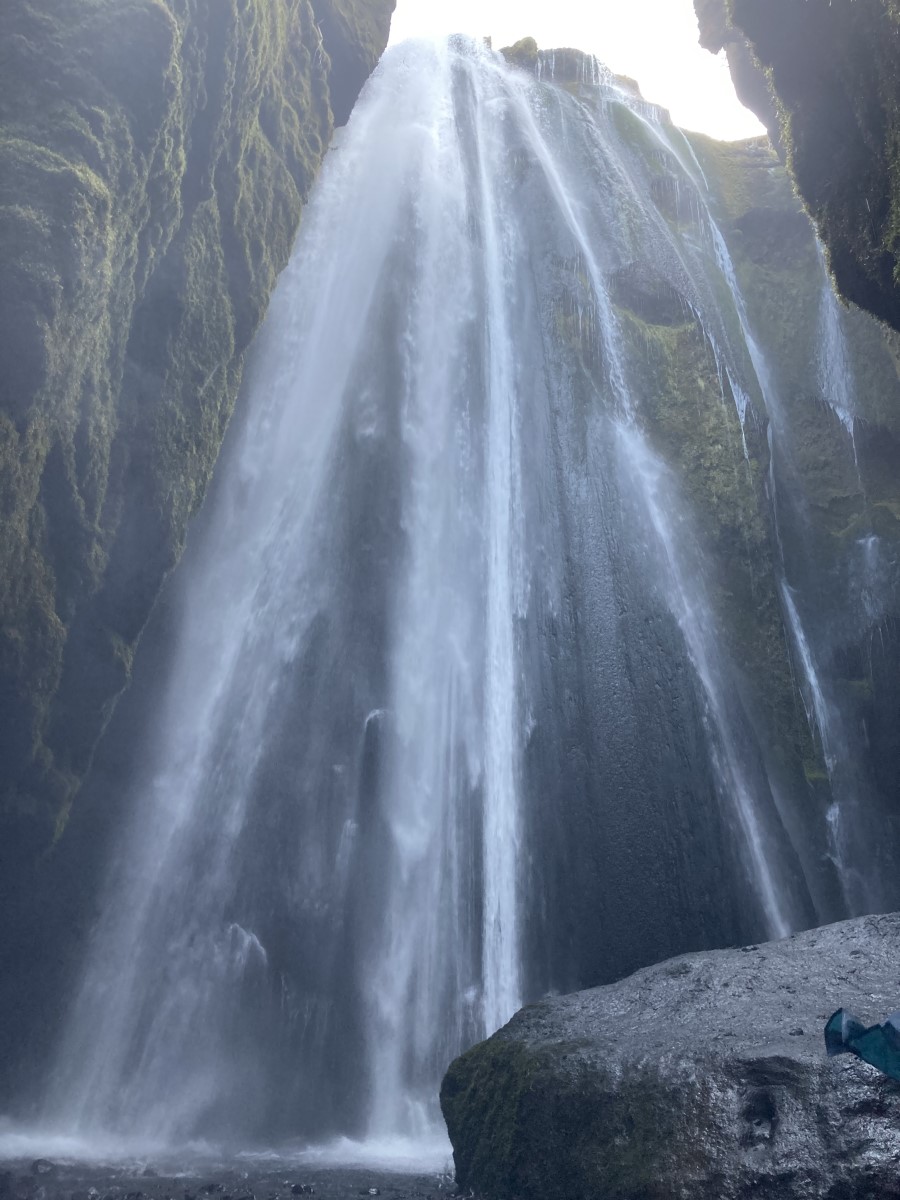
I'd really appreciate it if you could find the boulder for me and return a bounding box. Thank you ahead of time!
[0,0,395,865]
[441,912,900,1200]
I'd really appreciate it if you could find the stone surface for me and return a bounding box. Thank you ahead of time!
[442,912,900,1200]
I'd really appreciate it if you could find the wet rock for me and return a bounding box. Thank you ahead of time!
[500,37,539,72]
[290,1187,314,1195]
[0,0,397,880]
[698,0,900,335]
[442,912,900,1200]
[609,263,691,327]
[29,1166,56,1180]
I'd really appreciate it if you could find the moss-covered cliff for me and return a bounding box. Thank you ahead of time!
[695,0,900,334]
[0,0,393,864]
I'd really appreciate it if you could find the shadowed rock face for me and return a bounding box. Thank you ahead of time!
[695,0,900,335]
[442,913,900,1200]
[694,0,781,151]
[0,0,393,866]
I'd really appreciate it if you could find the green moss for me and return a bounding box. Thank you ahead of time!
[609,103,668,174]
[614,306,820,785]
[803,761,829,786]
[441,1037,546,1193]
[500,37,539,72]
[443,1030,712,1200]
[845,677,875,701]
[693,129,900,574]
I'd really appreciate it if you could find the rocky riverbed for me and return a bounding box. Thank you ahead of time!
[0,1157,455,1200]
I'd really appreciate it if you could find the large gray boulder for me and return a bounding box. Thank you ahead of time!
[441,913,900,1200]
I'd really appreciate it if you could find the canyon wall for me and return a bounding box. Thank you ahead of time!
[0,0,394,871]
[695,0,900,333]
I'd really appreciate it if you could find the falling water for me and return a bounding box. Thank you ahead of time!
[34,36,900,1157]
[815,242,858,434]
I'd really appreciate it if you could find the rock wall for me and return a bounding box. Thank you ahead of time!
[693,0,780,149]
[695,0,900,334]
[0,0,393,867]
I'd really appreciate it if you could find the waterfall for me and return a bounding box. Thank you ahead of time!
[36,36,900,1156]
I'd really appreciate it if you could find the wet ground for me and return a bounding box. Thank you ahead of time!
[0,1158,461,1200]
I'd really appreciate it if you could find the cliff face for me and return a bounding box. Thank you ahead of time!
[0,0,393,864]
[693,0,781,149]
[695,0,900,334]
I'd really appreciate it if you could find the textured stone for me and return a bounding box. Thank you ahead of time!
[442,913,900,1200]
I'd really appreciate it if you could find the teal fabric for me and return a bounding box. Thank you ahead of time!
[825,1008,900,1082]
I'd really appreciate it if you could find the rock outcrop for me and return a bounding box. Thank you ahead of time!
[442,912,900,1200]
[0,0,393,864]
[695,0,900,334]
[693,0,780,150]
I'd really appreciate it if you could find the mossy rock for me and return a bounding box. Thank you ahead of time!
[501,37,539,73]
[615,306,820,794]
[0,0,393,861]
[609,263,691,327]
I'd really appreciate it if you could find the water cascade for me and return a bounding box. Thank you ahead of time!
[38,37,900,1156]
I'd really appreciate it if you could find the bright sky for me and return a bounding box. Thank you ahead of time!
[388,0,765,142]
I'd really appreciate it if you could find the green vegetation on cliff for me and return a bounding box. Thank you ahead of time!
[0,0,393,858]
[694,130,900,753]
